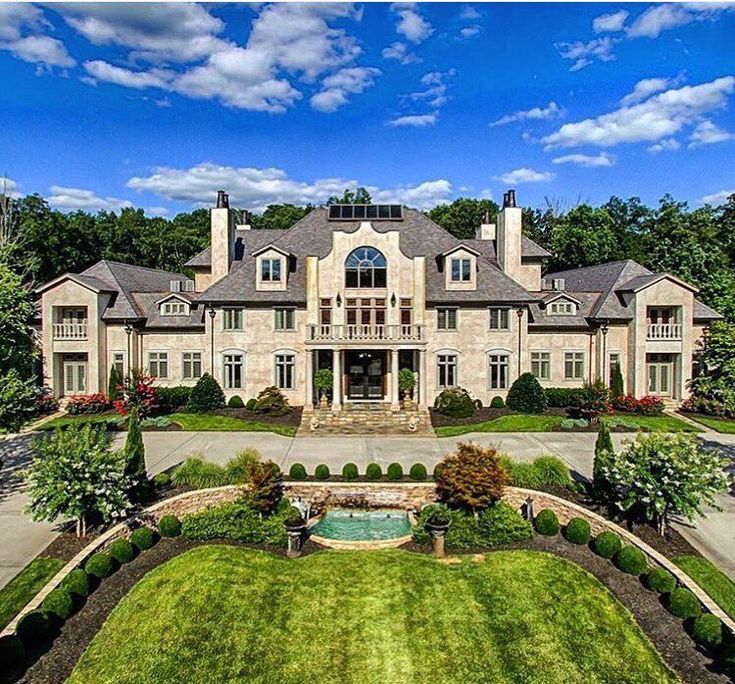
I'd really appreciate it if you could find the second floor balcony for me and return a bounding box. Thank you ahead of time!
[308,323,425,343]
[53,321,88,340]
[647,322,681,340]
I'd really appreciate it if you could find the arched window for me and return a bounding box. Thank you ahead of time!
[345,247,387,288]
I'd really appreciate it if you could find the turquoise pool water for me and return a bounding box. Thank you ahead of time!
[310,509,412,541]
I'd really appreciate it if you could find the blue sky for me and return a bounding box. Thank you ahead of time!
[1,2,734,216]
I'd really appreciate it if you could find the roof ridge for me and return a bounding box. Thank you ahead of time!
[102,259,186,278]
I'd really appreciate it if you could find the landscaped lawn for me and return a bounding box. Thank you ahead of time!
[0,557,65,630]
[682,414,735,434]
[602,414,701,433]
[69,547,675,684]
[434,414,565,437]
[36,413,123,431]
[674,555,735,621]
[168,413,297,436]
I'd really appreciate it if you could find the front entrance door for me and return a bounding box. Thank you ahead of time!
[346,351,385,400]
[647,354,672,397]
[63,355,87,395]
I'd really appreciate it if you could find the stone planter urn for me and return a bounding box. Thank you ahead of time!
[319,392,329,408]
[284,517,307,558]
[426,518,451,558]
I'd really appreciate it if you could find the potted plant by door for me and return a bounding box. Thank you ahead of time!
[424,506,451,558]
[398,368,417,409]
[313,369,334,408]
[283,506,307,558]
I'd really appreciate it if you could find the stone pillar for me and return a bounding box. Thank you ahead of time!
[390,349,400,409]
[304,350,313,407]
[332,349,342,411]
[418,349,427,408]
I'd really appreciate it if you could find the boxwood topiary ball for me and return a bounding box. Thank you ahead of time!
[646,568,677,594]
[365,463,382,480]
[387,463,403,481]
[342,463,358,480]
[41,588,74,620]
[534,509,559,536]
[593,531,623,559]
[130,527,157,551]
[314,464,330,480]
[665,587,702,620]
[614,546,648,575]
[563,517,591,545]
[490,396,505,409]
[15,611,52,647]
[61,569,90,598]
[85,552,113,579]
[158,515,182,538]
[690,614,723,649]
[289,463,307,480]
[0,634,25,673]
[109,538,134,564]
[409,463,427,481]
[228,395,245,408]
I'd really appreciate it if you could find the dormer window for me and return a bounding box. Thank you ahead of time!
[261,258,282,282]
[160,299,189,316]
[450,258,471,283]
[345,247,387,288]
[549,300,576,316]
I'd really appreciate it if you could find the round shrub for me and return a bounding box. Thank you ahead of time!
[434,387,477,419]
[130,527,157,551]
[341,463,358,480]
[314,464,330,480]
[506,372,547,414]
[593,531,623,559]
[85,552,113,579]
[15,611,52,646]
[645,568,677,594]
[614,546,648,575]
[245,397,257,412]
[0,634,25,673]
[665,588,702,619]
[365,463,382,480]
[153,471,171,489]
[227,395,245,408]
[41,588,74,620]
[387,463,403,481]
[563,517,591,545]
[490,396,505,409]
[534,509,559,536]
[61,569,90,598]
[690,614,723,649]
[409,463,427,481]
[187,373,226,413]
[109,538,134,564]
[289,463,307,480]
[158,514,182,538]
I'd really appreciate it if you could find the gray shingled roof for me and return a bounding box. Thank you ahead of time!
[694,300,724,321]
[130,293,205,328]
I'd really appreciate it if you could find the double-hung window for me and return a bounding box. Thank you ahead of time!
[274,308,295,331]
[275,353,295,390]
[261,258,282,282]
[223,308,244,331]
[531,352,551,381]
[148,352,168,379]
[182,352,202,380]
[564,351,585,380]
[450,258,471,282]
[437,354,457,388]
[489,307,510,331]
[488,353,510,390]
[437,308,458,331]
[224,353,244,389]
[112,352,125,375]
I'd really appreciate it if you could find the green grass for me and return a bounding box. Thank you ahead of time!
[36,413,123,431]
[168,413,297,436]
[0,557,65,630]
[682,414,735,433]
[69,546,675,684]
[603,414,701,433]
[673,555,735,621]
[435,414,565,437]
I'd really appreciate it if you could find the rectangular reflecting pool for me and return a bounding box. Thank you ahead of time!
[309,509,412,541]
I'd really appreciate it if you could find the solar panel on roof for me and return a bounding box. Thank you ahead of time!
[327,204,403,221]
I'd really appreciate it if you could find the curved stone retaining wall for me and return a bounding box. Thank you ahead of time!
[3,482,733,637]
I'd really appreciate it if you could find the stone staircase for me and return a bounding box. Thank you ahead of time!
[298,402,434,436]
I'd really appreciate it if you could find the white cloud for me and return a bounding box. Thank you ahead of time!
[627,3,735,39]
[542,76,735,149]
[0,177,21,199]
[84,60,172,89]
[555,37,617,72]
[552,153,615,168]
[460,6,481,20]
[460,25,481,38]
[409,69,454,108]
[390,3,433,44]
[0,4,75,67]
[490,101,563,127]
[688,120,735,147]
[47,186,133,212]
[126,162,451,211]
[620,76,679,106]
[495,168,555,184]
[387,113,438,127]
[147,206,169,217]
[310,66,381,112]
[701,189,735,205]
[381,41,420,65]
[593,10,629,33]
[647,138,681,153]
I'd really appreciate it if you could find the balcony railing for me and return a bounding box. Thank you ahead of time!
[309,324,424,342]
[647,323,681,340]
[53,321,88,340]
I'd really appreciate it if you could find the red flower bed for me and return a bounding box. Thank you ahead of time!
[612,394,664,416]
[67,393,110,415]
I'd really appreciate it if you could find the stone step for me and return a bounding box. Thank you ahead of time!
[299,404,433,436]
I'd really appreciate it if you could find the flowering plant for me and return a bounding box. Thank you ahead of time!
[612,394,664,416]
[114,370,157,417]
[67,393,110,415]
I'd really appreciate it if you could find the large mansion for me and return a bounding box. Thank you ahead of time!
[38,190,721,409]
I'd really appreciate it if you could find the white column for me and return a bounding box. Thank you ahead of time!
[304,350,313,407]
[390,349,400,408]
[332,349,341,411]
[418,349,427,408]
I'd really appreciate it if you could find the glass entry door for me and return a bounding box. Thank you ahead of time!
[346,351,385,400]
[647,354,672,397]
[63,355,87,395]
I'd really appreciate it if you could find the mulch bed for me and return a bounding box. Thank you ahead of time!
[211,406,303,427]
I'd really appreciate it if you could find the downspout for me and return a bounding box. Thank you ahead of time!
[516,307,524,377]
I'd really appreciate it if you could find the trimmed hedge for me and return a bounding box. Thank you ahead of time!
[387,463,403,481]
[84,552,113,579]
[409,463,427,481]
[366,463,382,480]
[41,587,74,620]
[109,538,134,564]
[289,463,307,480]
[61,569,90,598]
[130,527,157,551]
[534,509,559,536]
[563,518,591,545]
[187,373,226,413]
[0,634,25,673]
[434,387,477,418]
[506,372,547,414]
[342,463,359,480]
[227,395,245,408]
[690,614,723,649]
[159,514,182,537]
[245,398,257,412]
[15,611,52,646]
[314,464,330,480]
[156,385,191,411]
[665,587,702,619]
[614,547,648,575]
[544,387,585,408]
[490,396,505,409]
[645,568,677,594]
[593,531,622,559]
